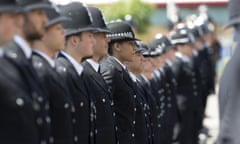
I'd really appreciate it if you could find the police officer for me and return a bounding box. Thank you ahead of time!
[170,23,200,144]
[139,45,162,144]
[55,2,96,144]
[81,6,117,144]
[125,41,153,144]
[150,34,179,144]
[217,0,240,143]
[188,21,211,142]
[147,41,172,144]
[100,21,138,144]
[31,6,74,144]
[0,0,54,144]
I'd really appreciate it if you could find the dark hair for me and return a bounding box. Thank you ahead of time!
[108,40,126,56]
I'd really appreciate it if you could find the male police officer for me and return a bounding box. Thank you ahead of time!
[55,2,96,144]
[100,21,138,144]
[217,0,240,143]
[31,6,74,144]
[0,0,54,144]
[125,42,153,144]
[82,6,117,144]
[170,23,200,144]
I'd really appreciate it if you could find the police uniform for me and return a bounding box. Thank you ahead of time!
[0,1,54,144]
[129,42,153,144]
[138,47,163,144]
[217,0,240,143]
[31,8,74,144]
[56,2,97,144]
[170,24,200,144]
[149,35,179,144]
[100,21,138,144]
[82,6,117,144]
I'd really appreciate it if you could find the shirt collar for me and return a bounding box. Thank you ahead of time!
[129,72,137,82]
[112,56,127,70]
[166,59,173,67]
[14,35,32,59]
[34,50,55,68]
[153,70,161,78]
[140,74,149,83]
[175,52,191,63]
[86,59,99,72]
[60,51,83,75]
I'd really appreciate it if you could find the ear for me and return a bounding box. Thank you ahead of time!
[114,42,121,52]
[69,36,79,47]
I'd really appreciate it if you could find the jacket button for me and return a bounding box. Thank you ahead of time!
[16,98,24,106]
[90,131,94,137]
[64,103,69,109]
[194,92,198,96]
[132,133,135,137]
[40,140,47,144]
[36,117,43,125]
[46,116,51,124]
[72,106,76,112]
[133,95,137,99]
[80,102,84,107]
[45,103,49,110]
[37,97,43,103]
[111,101,114,106]
[113,112,116,117]
[133,121,136,125]
[33,103,40,111]
[74,136,78,142]
[102,98,106,103]
[72,118,76,124]
[49,137,54,144]
[134,108,137,112]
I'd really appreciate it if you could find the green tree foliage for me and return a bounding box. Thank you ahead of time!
[98,0,155,34]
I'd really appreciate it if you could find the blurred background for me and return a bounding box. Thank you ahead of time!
[50,0,232,143]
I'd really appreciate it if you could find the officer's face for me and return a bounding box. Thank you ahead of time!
[143,57,154,73]
[77,31,95,58]
[24,9,48,42]
[43,23,66,53]
[180,44,193,57]
[166,49,176,61]
[142,57,155,79]
[154,56,165,68]
[0,12,16,46]
[93,32,110,58]
[118,40,136,62]
[126,52,144,74]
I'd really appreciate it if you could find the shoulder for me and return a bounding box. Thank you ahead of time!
[3,42,23,61]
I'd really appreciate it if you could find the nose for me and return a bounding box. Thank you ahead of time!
[42,12,48,25]
[92,36,96,45]
[61,26,65,35]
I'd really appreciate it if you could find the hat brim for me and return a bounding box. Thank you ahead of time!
[224,17,240,30]
[94,28,112,33]
[65,26,98,37]
[136,48,148,54]
[0,5,24,13]
[45,16,71,28]
[24,3,53,11]
[110,37,140,42]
